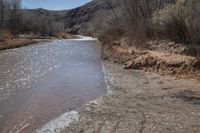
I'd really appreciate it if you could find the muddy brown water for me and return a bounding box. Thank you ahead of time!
[0,38,106,133]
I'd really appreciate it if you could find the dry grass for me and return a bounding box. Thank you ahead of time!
[0,30,12,40]
[0,33,78,50]
[0,39,36,50]
[102,38,200,80]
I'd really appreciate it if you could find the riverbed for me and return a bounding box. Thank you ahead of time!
[63,61,200,133]
[0,37,107,132]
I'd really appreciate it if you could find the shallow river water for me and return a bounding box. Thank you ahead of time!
[0,37,106,132]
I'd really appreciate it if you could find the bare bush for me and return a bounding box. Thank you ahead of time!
[0,0,22,37]
[154,0,200,45]
[89,0,123,45]
[33,17,64,36]
[0,0,5,29]
[0,0,10,27]
[120,0,175,48]
[48,22,65,36]
[89,12,121,42]
[0,0,65,37]
[121,0,161,46]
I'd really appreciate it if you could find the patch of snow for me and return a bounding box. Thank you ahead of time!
[36,111,79,133]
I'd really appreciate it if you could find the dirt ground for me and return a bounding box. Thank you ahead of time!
[62,61,200,133]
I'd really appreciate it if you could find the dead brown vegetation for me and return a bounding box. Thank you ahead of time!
[0,39,35,50]
[102,38,200,80]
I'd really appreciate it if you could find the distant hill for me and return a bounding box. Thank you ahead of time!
[21,8,67,23]
[21,0,175,35]
[63,0,121,35]
[20,0,121,35]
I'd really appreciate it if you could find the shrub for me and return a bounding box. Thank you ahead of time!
[120,0,176,48]
[89,1,123,45]
[154,0,200,45]
[121,0,151,46]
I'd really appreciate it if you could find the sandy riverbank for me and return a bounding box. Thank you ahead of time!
[62,61,200,133]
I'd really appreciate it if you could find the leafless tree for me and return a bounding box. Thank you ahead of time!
[121,0,175,47]
[0,0,5,30]
[121,0,159,43]
[7,0,22,35]
[103,0,119,25]
[103,0,122,40]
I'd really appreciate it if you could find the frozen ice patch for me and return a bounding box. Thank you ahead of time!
[36,111,79,133]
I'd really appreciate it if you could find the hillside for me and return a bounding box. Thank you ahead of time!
[63,0,121,34]
[62,0,174,35]
[21,8,67,22]
[20,0,121,35]
[21,0,176,35]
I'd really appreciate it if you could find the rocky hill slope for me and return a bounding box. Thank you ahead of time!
[63,0,121,34]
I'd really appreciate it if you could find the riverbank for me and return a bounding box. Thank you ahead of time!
[102,38,200,80]
[0,33,77,51]
[62,61,200,133]
[0,39,37,50]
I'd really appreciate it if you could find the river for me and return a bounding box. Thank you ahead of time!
[0,37,107,133]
